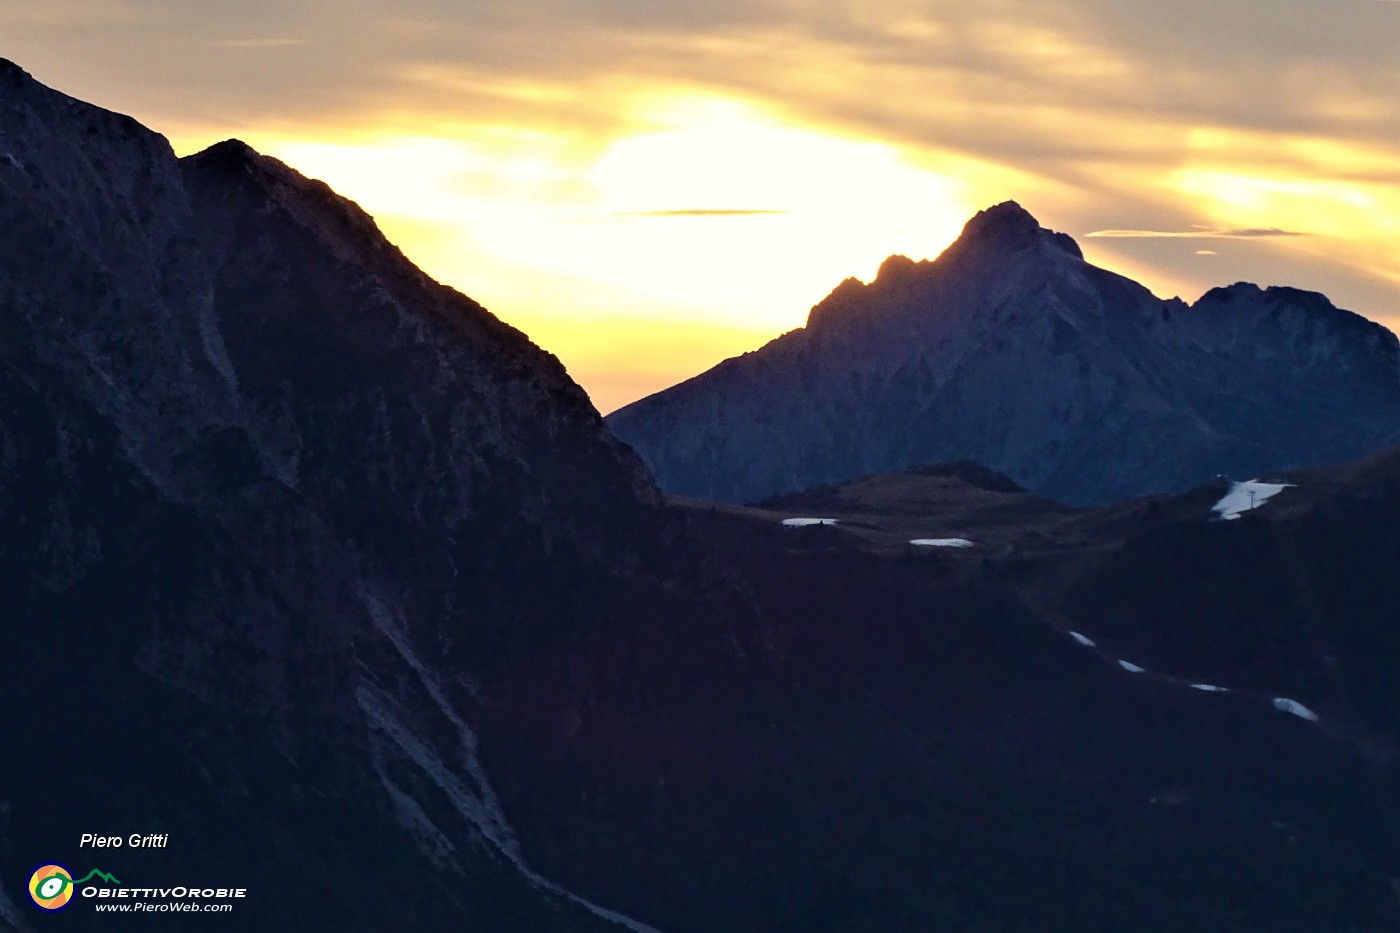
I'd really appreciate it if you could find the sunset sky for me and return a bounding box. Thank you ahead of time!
[6,0,1400,413]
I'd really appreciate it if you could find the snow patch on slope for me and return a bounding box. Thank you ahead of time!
[910,538,975,548]
[1189,683,1230,693]
[1213,480,1292,520]
[782,517,838,527]
[1118,660,1146,673]
[1068,631,1096,647]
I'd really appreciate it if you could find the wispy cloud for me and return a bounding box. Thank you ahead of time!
[616,208,788,218]
[1085,227,1308,239]
[212,37,306,49]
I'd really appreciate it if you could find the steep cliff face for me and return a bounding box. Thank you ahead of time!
[607,202,1400,506]
[178,137,673,675]
[0,59,697,931]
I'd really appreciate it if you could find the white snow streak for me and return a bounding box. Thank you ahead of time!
[1118,660,1146,673]
[782,517,838,527]
[909,538,975,548]
[1213,480,1292,520]
[374,760,456,864]
[357,683,512,853]
[360,586,516,851]
[1189,683,1230,692]
[1272,697,1320,722]
[1068,631,1096,647]
[357,586,665,933]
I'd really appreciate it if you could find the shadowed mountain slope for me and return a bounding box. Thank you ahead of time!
[0,57,735,932]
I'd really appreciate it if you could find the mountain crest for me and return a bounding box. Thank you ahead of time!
[190,137,263,166]
[805,202,1085,331]
[875,253,921,285]
[962,199,1041,238]
[952,200,1083,260]
[610,203,1400,507]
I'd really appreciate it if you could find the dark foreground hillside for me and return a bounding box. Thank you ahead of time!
[574,456,1400,931]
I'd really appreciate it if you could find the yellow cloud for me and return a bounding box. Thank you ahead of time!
[133,2,1399,408]
[1165,132,1400,290]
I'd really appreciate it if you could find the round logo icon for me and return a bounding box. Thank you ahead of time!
[28,864,75,911]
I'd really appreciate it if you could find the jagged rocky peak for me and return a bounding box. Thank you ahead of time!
[870,201,1083,285]
[609,195,1400,508]
[1195,281,1296,308]
[0,56,38,93]
[1,57,161,153]
[805,275,873,330]
[182,136,422,272]
[874,253,921,285]
[184,137,348,219]
[804,201,1082,332]
[1191,280,1400,349]
[186,137,263,171]
[184,137,321,195]
[949,200,1084,260]
[1196,281,1342,316]
[962,199,1042,238]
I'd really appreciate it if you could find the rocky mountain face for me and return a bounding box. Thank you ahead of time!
[0,58,745,931]
[607,202,1400,505]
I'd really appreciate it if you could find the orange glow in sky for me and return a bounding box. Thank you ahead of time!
[7,0,1400,412]
[175,94,1048,412]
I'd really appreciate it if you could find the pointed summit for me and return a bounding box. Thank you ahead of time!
[951,201,1083,260]
[963,200,1041,238]
[195,138,261,160]
[183,138,274,179]
[874,253,920,285]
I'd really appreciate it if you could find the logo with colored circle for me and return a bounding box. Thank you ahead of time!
[28,864,75,911]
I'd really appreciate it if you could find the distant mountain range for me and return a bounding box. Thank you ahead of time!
[7,59,1400,933]
[608,201,1400,505]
